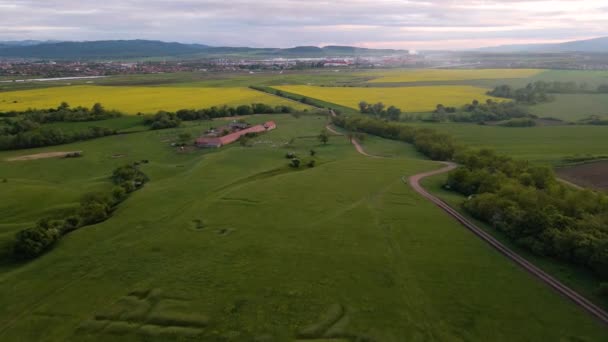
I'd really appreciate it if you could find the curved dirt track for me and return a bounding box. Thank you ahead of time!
[336,127,608,326]
[410,165,608,326]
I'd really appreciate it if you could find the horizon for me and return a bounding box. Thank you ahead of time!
[0,0,606,50]
[1,36,606,52]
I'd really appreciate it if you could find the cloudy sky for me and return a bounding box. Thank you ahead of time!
[0,0,606,50]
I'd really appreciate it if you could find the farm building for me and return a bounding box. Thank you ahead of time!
[196,121,276,148]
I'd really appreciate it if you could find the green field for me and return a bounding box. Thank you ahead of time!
[273,85,502,112]
[529,94,608,121]
[1,113,606,340]
[408,122,608,164]
[0,85,311,114]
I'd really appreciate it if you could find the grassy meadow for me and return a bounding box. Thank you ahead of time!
[529,93,608,121]
[0,85,311,114]
[1,68,608,341]
[273,85,502,112]
[408,122,608,164]
[1,112,607,340]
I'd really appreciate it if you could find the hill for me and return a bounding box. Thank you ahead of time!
[0,39,407,60]
[478,36,608,53]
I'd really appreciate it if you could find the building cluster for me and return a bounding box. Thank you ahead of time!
[0,61,203,77]
[196,121,277,148]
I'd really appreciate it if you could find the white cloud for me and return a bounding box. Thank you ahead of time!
[0,0,605,49]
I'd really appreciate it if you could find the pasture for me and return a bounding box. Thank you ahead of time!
[0,113,606,340]
[409,122,608,164]
[0,85,311,114]
[529,93,608,121]
[273,85,502,112]
[362,68,543,84]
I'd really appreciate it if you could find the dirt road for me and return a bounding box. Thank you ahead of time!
[408,164,608,326]
[336,127,608,325]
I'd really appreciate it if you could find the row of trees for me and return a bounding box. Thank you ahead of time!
[332,111,608,294]
[488,83,554,104]
[358,101,401,121]
[0,102,122,123]
[331,114,457,160]
[143,103,298,130]
[0,126,116,150]
[432,99,532,123]
[14,164,148,259]
[446,149,608,287]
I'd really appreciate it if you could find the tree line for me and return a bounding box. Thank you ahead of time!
[143,103,297,130]
[447,149,608,293]
[0,126,116,151]
[0,103,123,150]
[0,102,122,123]
[332,111,608,295]
[358,101,401,121]
[331,114,457,160]
[432,99,532,123]
[13,163,149,259]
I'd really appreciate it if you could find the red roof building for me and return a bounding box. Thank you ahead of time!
[196,121,276,148]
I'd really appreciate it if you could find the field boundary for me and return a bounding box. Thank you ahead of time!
[340,128,608,326]
[408,165,608,326]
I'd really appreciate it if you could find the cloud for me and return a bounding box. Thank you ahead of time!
[0,0,605,49]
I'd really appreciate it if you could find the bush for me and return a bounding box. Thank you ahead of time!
[14,225,60,259]
[290,158,301,168]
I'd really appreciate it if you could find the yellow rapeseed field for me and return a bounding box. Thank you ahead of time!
[274,85,504,112]
[0,85,309,114]
[363,69,543,83]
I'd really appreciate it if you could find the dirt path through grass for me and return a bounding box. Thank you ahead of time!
[334,124,608,326]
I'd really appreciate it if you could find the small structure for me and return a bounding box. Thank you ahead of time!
[196,121,276,148]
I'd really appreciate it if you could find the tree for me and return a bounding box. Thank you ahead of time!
[310,149,316,156]
[178,132,192,144]
[318,130,329,145]
[386,106,401,121]
[358,101,369,113]
[92,103,105,115]
[236,105,253,116]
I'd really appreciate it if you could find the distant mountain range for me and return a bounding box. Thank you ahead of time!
[0,39,407,60]
[477,36,608,53]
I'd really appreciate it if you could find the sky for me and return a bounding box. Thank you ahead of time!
[0,0,606,50]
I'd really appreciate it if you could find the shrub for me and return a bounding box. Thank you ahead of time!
[14,225,61,259]
[290,158,301,168]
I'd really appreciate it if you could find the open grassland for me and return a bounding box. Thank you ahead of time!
[529,94,608,121]
[274,85,502,112]
[421,173,608,315]
[0,85,311,114]
[362,69,542,84]
[0,114,606,341]
[409,122,608,164]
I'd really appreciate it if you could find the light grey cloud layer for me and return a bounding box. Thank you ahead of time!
[0,0,606,49]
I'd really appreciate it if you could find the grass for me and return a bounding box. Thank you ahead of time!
[408,122,608,164]
[0,113,606,341]
[421,172,608,314]
[0,85,313,114]
[529,94,608,121]
[361,69,543,83]
[273,85,503,112]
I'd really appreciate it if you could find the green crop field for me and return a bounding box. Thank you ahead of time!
[0,85,311,114]
[408,122,608,164]
[361,69,543,83]
[1,112,606,341]
[273,85,502,112]
[529,94,608,121]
